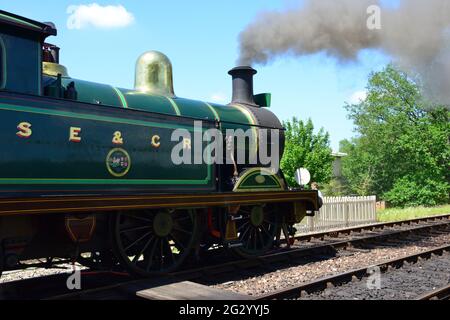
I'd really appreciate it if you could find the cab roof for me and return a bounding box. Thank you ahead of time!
[0,10,57,37]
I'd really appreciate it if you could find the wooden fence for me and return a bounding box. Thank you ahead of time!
[295,196,377,234]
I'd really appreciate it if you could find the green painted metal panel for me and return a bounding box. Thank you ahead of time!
[119,88,178,115]
[61,78,122,108]
[208,103,251,125]
[233,168,285,192]
[238,174,281,189]
[173,98,216,120]
[0,35,5,89]
[56,78,255,132]
[253,93,271,108]
[0,98,214,193]
[0,32,40,95]
[0,12,42,30]
[55,78,255,131]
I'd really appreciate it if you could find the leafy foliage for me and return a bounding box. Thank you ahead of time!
[321,178,349,196]
[281,117,333,187]
[341,65,449,207]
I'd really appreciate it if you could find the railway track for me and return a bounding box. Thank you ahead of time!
[416,284,450,300]
[293,213,450,242]
[256,244,450,300]
[0,214,449,300]
[174,214,450,282]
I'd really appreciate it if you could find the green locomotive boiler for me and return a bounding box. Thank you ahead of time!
[0,10,320,277]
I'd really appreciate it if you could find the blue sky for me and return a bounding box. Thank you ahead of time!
[2,0,393,150]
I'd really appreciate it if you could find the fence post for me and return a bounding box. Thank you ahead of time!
[297,195,377,234]
[344,198,349,227]
[308,216,315,232]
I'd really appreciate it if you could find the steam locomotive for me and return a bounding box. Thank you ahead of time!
[0,10,320,277]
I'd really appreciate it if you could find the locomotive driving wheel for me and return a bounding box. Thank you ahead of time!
[111,209,199,277]
[0,245,3,278]
[232,204,279,258]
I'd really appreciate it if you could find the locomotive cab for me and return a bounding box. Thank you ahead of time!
[0,10,56,95]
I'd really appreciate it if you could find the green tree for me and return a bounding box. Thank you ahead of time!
[321,177,349,196]
[281,117,333,187]
[342,65,450,207]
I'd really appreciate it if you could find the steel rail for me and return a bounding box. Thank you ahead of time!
[256,244,450,300]
[39,218,450,300]
[416,284,450,300]
[1,214,449,300]
[293,213,450,242]
[171,218,450,280]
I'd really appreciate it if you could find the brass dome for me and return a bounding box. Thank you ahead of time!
[42,62,69,78]
[134,51,175,97]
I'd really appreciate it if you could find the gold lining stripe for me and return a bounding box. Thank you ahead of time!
[203,102,220,121]
[0,13,42,30]
[230,103,259,156]
[111,87,128,108]
[37,42,41,94]
[0,191,304,204]
[0,197,313,216]
[0,36,6,89]
[165,96,181,116]
[233,168,285,192]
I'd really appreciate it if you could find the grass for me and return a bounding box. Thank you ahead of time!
[377,204,450,222]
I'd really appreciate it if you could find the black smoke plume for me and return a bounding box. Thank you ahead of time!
[238,0,450,108]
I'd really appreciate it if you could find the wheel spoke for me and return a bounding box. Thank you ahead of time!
[164,237,176,262]
[132,235,155,264]
[169,232,186,251]
[237,221,250,231]
[120,225,151,234]
[245,228,254,248]
[260,224,272,238]
[173,225,193,235]
[145,239,159,271]
[240,224,252,241]
[257,228,265,248]
[263,218,276,225]
[231,204,279,257]
[122,213,153,223]
[160,239,164,269]
[123,232,151,252]
[114,209,197,275]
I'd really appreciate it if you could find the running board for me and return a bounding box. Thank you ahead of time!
[0,190,319,216]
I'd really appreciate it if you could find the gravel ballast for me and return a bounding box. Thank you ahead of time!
[213,233,450,297]
[301,251,450,300]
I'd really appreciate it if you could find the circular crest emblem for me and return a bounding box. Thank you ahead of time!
[106,148,131,177]
[255,175,266,184]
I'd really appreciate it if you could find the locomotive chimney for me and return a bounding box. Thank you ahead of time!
[228,66,258,107]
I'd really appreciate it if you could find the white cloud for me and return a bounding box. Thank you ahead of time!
[348,90,367,104]
[210,93,228,103]
[67,3,134,30]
